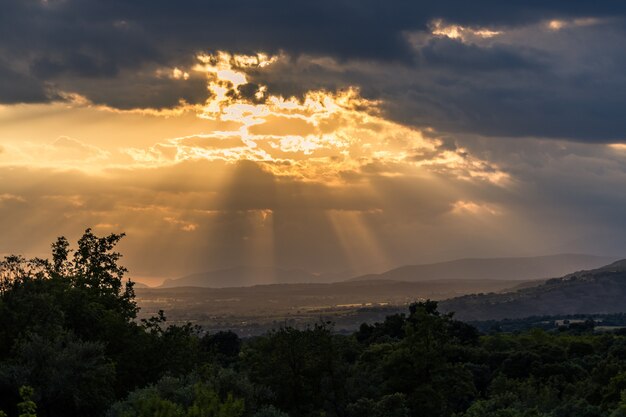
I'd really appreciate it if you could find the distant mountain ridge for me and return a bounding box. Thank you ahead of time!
[160,266,329,288]
[347,254,614,283]
[440,258,626,321]
[138,278,533,321]
[159,254,615,288]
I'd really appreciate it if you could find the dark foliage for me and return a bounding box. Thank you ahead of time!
[3,230,626,417]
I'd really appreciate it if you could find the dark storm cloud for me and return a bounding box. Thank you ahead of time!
[0,60,50,103]
[57,68,210,109]
[417,37,547,71]
[2,0,626,139]
[251,19,626,142]
[392,22,626,142]
[6,0,624,62]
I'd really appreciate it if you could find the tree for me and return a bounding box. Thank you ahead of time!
[50,228,137,321]
[200,331,242,361]
[0,331,115,417]
[244,323,348,417]
[17,386,37,417]
[0,230,144,414]
[252,406,290,417]
[107,378,244,417]
[347,394,409,417]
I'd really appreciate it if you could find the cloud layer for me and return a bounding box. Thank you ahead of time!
[2,1,626,141]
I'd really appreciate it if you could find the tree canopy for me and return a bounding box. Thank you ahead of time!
[2,230,626,417]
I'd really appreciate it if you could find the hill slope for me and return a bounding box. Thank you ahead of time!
[140,278,531,318]
[348,254,614,283]
[440,259,626,321]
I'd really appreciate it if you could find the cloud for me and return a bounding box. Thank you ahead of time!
[252,18,626,142]
[53,66,210,110]
[52,136,109,158]
[177,135,247,150]
[0,193,26,204]
[109,53,509,187]
[415,37,546,71]
[0,136,110,168]
[0,59,51,103]
[2,0,624,73]
[163,216,199,232]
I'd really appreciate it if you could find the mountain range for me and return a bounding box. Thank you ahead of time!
[158,254,614,288]
[440,259,626,321]
[137,256,626,335]
[347,254,614,282]
[159,266,329,288]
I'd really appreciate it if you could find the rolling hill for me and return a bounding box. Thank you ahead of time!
[440,259,626,321]
[145,278,531,312]
[347,254,614,283]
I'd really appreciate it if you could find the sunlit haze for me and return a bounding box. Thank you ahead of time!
[2,3,626,286]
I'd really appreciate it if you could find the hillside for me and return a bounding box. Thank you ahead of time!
[143,278,530,316]
[440,259,626,321]
[348,254,614,283]
[137,278,530,334]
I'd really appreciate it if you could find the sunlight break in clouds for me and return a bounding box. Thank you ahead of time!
[122,51,508,184]
[0,51,507,185]
[429,19,502,41]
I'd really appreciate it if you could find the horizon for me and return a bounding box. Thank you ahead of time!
[141,252,618,288]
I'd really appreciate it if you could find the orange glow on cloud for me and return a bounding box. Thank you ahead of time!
[112,52,507,184]
[429,19,502,41]
[0,51,508,186]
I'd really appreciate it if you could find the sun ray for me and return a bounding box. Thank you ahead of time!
[326,209,390,274]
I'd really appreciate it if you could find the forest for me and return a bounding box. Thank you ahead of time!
[3,231,626,417]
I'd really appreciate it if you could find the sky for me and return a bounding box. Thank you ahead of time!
[1,0,626,285]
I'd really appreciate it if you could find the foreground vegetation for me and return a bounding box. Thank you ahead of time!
[3,231,626,416]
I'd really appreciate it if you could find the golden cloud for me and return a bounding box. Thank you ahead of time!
[0,136,110,168]
[428,19,502,41]
[110,51,509,185]
[0,51,509,188]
